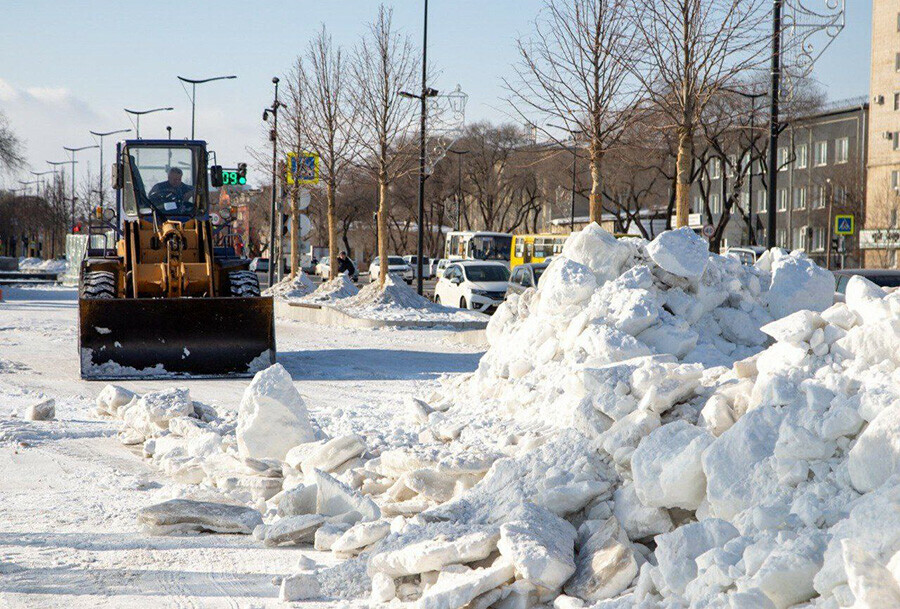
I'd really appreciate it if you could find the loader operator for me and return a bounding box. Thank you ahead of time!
[148,167,194,216]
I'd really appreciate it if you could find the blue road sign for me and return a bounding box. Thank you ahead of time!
[835,215,854,236]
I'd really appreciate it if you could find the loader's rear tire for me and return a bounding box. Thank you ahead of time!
[81,271,116,299]
[229,270,261,298]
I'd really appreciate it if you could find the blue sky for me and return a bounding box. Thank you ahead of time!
[0,0,871,189]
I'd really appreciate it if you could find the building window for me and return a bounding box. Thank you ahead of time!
[812,227,826,252]
[793,187,806,210]
[778,147,790,170]
[894,133,900,152]
[834,137,849,164]
[892,209,898,228]
[693,195,703,214]
[778,189,788,211]
[894,92,900,111]
[895,52,900,71]
[726,155,737,178]
[897,12,900,32]
[796,144,808,169]
[793,226,808,251]
[709,159,721,180]
[757,190,767,213]
[814,185,826,209]
[711,193,721,215]
[893,170,900,192]
[740,191,750,210]
[814,141,828,166]
[777,228,788,248]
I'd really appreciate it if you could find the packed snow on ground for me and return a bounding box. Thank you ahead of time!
[18,256,68,273]
[333,273,485,323]
[263,271,316,299]
[295,274,360,304]
[10,223,900,608]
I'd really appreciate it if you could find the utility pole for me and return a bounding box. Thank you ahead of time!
[263,77,281,288]
[766,0,783,249]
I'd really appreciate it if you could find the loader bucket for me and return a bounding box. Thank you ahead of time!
[79,297,276,380]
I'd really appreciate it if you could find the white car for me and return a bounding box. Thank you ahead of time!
[434,260,510,312]
[369,256,414,283]
[433,258,450,278]
[403,255,433,279]
[315,256,331,279]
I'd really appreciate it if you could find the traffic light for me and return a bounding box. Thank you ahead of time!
[237,162,247,185]
[73,222,82,233]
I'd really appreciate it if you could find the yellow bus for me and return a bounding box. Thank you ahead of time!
[511,234,568,268]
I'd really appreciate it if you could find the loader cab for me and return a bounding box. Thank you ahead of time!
[118,140,212,221]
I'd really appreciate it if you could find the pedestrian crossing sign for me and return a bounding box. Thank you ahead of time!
[287,152,319,185]
[835,215,854,236]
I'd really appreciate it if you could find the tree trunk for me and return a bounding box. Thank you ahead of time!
[589,152,603,224]
[327,180,338,280]
[378,176,389,287]
[675,127,693,228]
[289,184,300,279]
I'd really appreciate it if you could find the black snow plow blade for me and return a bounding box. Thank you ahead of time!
[79,297,276,380]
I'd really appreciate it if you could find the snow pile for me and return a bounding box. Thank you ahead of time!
[18,256,68,273]
[334,274,483,323]
[296,274,359,304]
[263,272,315,299]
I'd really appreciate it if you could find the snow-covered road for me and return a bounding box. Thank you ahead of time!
[0,286,484,608]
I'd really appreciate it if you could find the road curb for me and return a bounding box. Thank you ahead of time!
[275,300,489,330]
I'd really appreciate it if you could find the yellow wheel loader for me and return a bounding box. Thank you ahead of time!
[78,139,275,379]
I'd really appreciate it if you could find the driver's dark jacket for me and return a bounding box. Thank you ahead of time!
[148,180,194,214]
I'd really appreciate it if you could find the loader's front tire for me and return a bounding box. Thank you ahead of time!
[229,270,261,298]
[81,271,117,299]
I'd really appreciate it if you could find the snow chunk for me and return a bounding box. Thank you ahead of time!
[370,524,500,577]
[314,469,380,522]
[564,517,637,602]
[417,559,515,609]
[261,514,325,546]
[760,310,824,344]
[561,223,633,284]
[654,519,739,595]
[765,253,834,319]
[236,363,316,461]
[299,434,366,475]
[95,384,135,416]
[845,275,892,325]
[849,404,900,493]
[137,499,263,535]
[646,227,709,280]
[842,540,900,609]
[632,421,713,510]
[497,503,577,590]
[612,484,672,540]
[27,398,55,421]
[538,258,598,313]
[331,519,391,554]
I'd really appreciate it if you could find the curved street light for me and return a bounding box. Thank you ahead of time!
[124,107,174,139]
[90,128,131,208]
[177,75,237,139]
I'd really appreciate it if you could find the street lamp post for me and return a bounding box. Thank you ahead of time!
[47,159,79,231]
[124,107,174,139]
[263,77,281,288]
[89,129,131,211]
[448,149,468,230]
[63,145,99,230]
[399,0,440,296]
[177,75,237,139]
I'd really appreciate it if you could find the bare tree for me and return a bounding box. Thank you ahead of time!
[0,111,24,176]
[295,27,356,279]
[349,5,418,285]
[507,0,639,224]
[632,0,768,228]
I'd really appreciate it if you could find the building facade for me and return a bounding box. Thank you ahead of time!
[864,1,900,268]
[691,100,868,268]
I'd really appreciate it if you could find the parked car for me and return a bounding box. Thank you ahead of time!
[725,246,768,266]
[433,258,450,278]
[434,260,510,313]
[315,256,331,279]
[403,255,433,279]
[834,269,900,295]
[507,262,548,297]
[369,256,414,283]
